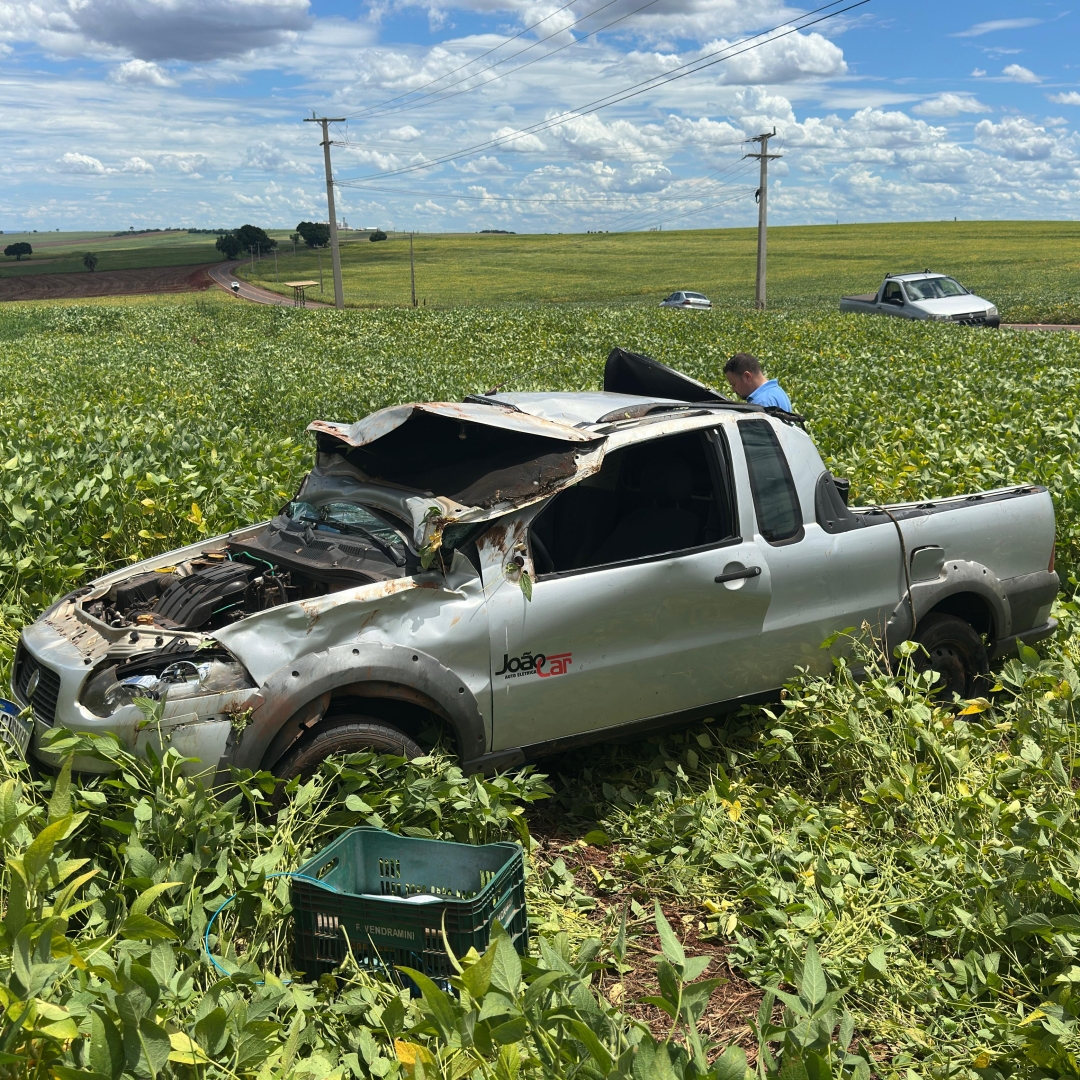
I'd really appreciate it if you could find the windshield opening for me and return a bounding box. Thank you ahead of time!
[903,276,968,301]
[283,499,409,556]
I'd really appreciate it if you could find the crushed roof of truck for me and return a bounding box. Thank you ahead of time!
[304,350,766,522]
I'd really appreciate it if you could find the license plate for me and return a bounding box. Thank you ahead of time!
[0,699,31,758]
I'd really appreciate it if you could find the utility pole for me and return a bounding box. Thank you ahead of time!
[746,129,781,310]
[305,115,346,309]
[410,232,417,307]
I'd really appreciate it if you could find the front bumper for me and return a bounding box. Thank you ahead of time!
[12,618,245,775]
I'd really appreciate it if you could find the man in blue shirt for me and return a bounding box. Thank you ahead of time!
[723,352,792,412]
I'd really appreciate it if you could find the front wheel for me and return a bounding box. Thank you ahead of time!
[272,716,423,786]
[912,613,989,699]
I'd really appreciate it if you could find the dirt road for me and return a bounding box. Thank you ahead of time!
[0,263,215,302]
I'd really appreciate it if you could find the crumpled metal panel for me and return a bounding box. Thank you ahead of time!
[308,401,601,448]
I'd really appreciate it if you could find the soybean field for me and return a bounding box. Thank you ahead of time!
[3,295,1080,1079]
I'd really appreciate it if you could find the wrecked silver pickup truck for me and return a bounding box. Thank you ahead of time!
[5,350,1058,779]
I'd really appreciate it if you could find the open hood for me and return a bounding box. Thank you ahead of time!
[604,348,731,404]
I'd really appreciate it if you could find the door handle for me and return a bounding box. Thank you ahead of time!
[714,566,762,584]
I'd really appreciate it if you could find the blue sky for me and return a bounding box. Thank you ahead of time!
[2,1,1078,232]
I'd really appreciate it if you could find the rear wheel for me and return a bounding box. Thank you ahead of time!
[912,613,989,700]
[271,716,423,794]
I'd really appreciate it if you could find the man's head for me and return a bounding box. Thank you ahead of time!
[723,352,767,400]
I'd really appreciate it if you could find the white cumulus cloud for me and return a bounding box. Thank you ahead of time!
[913,93,990,117]
[1002,64,1041,84]
[975,117,1055,160]
[56,151,108,174]
[110,59,176,86]
[122,156,155,173]
[493,127,546,152]
[242,141,314,174]
[1049,91,1080,106]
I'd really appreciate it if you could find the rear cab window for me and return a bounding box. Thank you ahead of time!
[738,420,803,545]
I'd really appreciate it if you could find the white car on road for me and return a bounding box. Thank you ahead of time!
[660,291,711,310]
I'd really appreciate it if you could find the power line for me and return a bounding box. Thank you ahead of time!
[641,185,758,231]
[333,0,868,184]
[342,0,583,120]
[601,158,757,232]
[336,150,748,205]
[343,0,664,123]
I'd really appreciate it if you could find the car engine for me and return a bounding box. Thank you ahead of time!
[84,508,415,632]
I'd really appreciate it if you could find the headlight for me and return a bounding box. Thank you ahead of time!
[82,657,255,717]
[987,306,998,318]
[927,314,950,321]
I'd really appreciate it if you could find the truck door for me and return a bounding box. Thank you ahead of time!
[481,426,773,753]
[731,418,901,676]
[879,280,906,316]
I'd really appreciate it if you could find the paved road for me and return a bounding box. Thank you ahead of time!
[207,261,329,307]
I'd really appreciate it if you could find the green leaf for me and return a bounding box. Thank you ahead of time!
[839,1010,855,1051]
[136,1018,172,1078]
[459,941,497,1000]
[863,946,887,980]
[48,756,73,823]
[681,955,712,983]
[130,881,181,917]
[90,1011,125,1080]
[712,1045,747,1080]
[23,814,74,884]
[653,901,686,968]
[489,1016,528,1045]
[1018,642,1041,666]
[149,943,175,987]
[194,1008,229,1058]
[396,966,459,1041]
[489,925,523,996]
[778,1053,811,1080]
[519,570,533,601]
[568,1019,613,1072]
[119,913,177,941]
[799,940,826,1007]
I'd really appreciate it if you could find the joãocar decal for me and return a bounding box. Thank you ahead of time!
[495,650,572,680]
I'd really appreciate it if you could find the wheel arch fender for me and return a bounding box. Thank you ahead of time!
[887,559,1011,645]
[228,641,488,773]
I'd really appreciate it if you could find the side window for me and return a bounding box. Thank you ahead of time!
[882,282,903,304]
[530,429,736,577]
[738,420,803,545]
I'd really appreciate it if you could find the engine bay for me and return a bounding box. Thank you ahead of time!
[85,504,416,632]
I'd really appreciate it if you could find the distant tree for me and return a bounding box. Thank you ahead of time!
[235,224,276,255]
[4,242,32,260]
[289,232,301,247]
[82,252,98,272]
[295,221,330,248]
[215,232,242,259]
[369,229,388,242]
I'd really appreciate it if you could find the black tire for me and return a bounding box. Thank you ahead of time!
[913,613,989,700]
[272,716,423,786]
